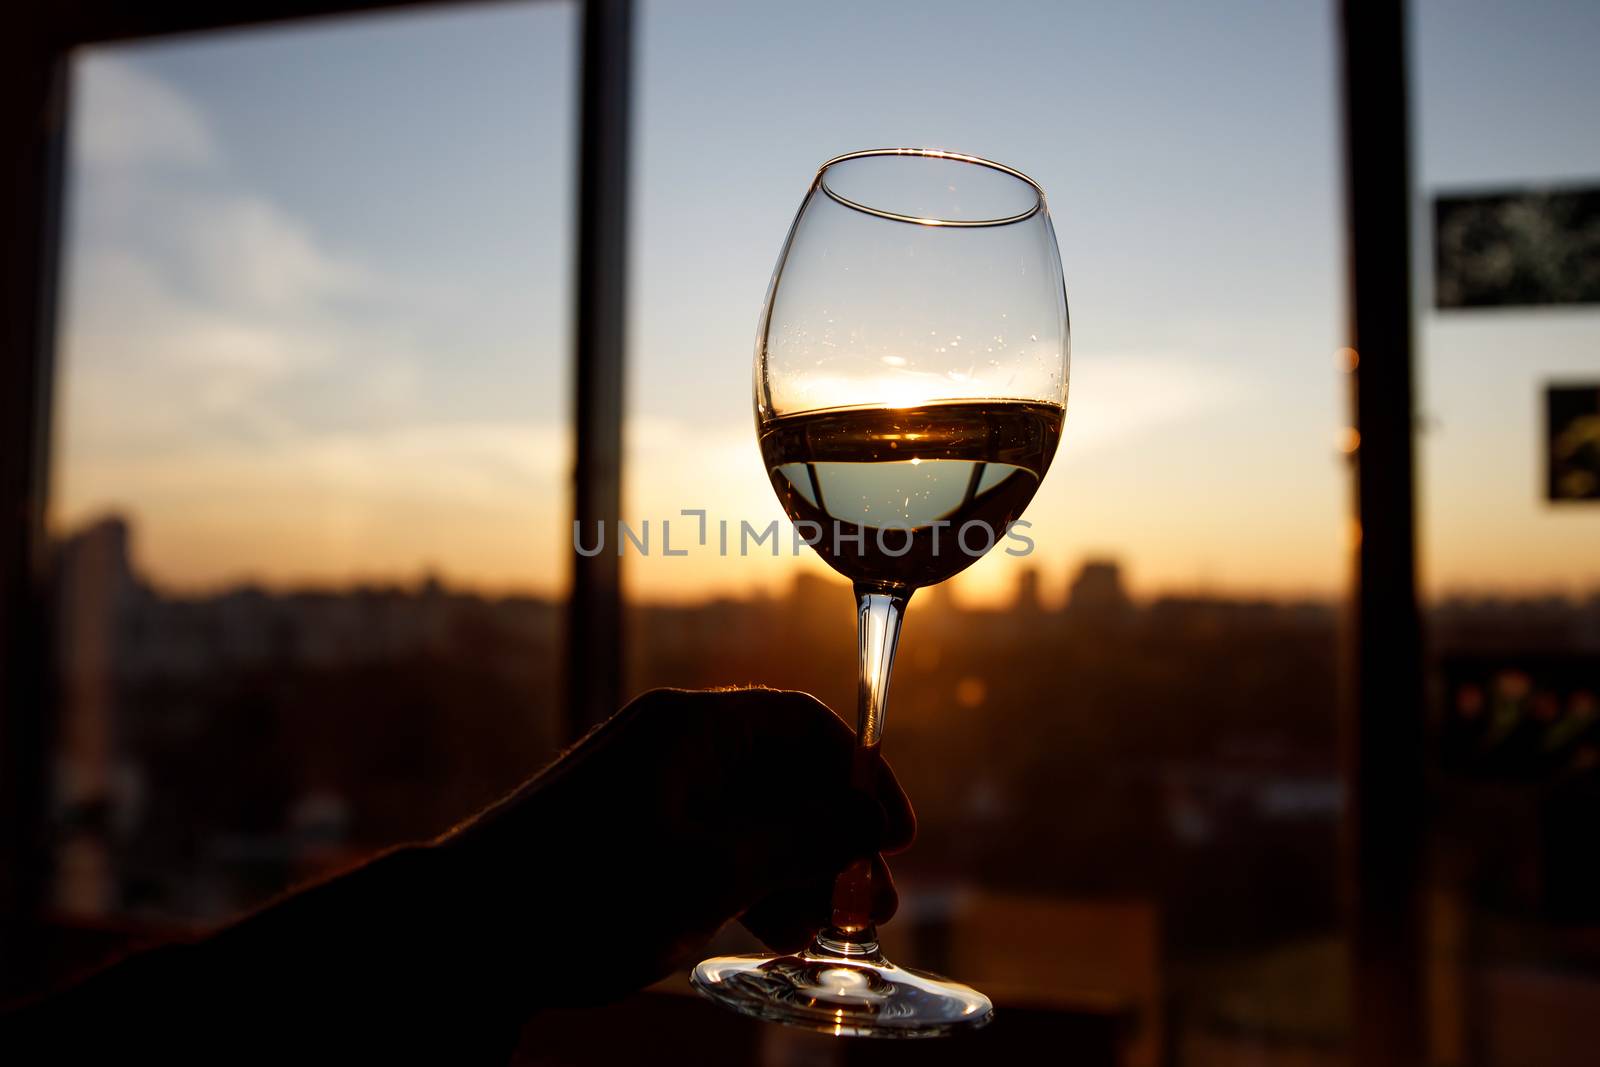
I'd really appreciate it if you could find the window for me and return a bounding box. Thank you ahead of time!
[15,2,1590,1061]
[1412,3,1600,1061]
[49,1,578,923]
[624,2,1346,1061]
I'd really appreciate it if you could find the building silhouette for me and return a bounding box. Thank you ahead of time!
[1066,558,1131,623]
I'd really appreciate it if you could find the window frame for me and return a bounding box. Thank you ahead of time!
[1,6,1426,1059]
[0,0,631,991]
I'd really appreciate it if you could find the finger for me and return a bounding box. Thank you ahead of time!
[675,689,913,906]
[740,854,899,951]
[728,690,915,853]
[863,751,916,855]
[740,874,834,954]
[870,854,899,924]
[731,786,886,903]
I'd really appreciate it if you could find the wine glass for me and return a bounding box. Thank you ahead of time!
[691,149,1070,1037]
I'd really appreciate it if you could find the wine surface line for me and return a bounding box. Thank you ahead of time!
[758,399,1063,589]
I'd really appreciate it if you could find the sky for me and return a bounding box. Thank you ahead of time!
[49,0,1600,605]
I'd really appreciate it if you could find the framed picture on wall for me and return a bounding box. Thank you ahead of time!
[1546,383,1600,502]
[1436,187,1600,309]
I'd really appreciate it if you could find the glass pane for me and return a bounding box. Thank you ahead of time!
[626,2,1345,1061]
[1413,3,1600,1063]
[49,2,577,923]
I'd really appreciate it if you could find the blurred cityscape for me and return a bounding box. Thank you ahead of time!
[47,514,1600,1064]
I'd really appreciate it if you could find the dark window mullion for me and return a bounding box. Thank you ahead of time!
[567,0,632,738]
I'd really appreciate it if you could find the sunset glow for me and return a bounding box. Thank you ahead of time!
[48,2,1600,607]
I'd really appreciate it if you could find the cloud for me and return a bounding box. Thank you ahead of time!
[55,56,444,584]
[622,415,775,518]
[61,420,574,592]
[60,53,394,440]
[68,421,571,507]
[1060,350,1248,456]
[59,245,358,450]
[177,194,374,313]
[72,54,216,170]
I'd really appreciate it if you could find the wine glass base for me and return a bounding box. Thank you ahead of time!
[690,947,994,1038]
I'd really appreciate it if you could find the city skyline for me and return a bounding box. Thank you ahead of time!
[53,510,1600,610]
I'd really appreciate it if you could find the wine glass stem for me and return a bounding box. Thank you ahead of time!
[821,583,911,954]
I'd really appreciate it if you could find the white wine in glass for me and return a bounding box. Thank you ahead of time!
[692,149,1070,1038]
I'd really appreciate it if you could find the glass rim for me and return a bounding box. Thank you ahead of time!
[815,148,1045,228]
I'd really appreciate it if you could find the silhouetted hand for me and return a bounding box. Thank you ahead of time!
[2,688,912,1064]
[438,686,916,1006]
